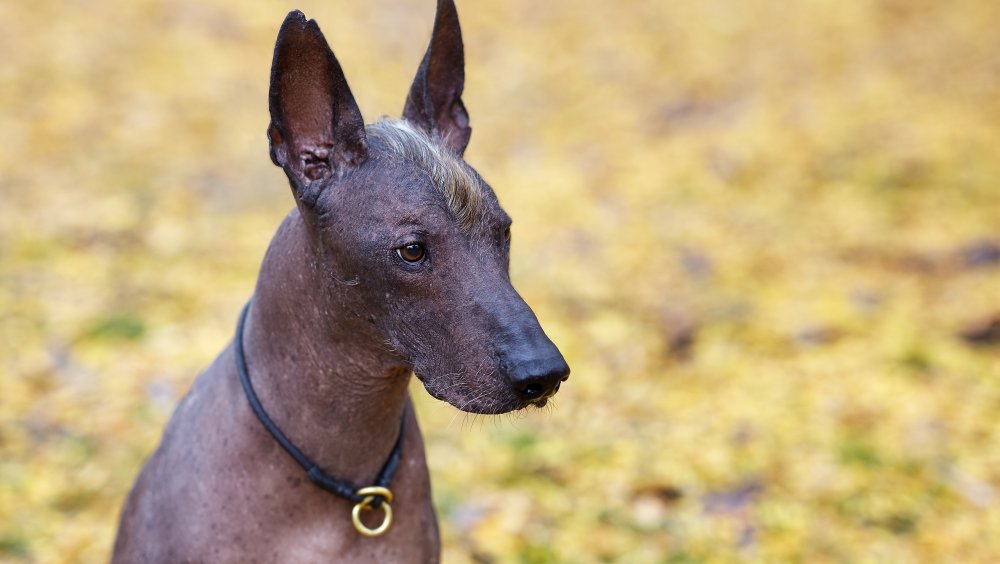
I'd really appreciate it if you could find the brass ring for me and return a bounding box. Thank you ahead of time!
[351,487,394,536]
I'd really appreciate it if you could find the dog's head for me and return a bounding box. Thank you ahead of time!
[265,0,568,414]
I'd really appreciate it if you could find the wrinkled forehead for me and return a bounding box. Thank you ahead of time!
[353,119,508,231]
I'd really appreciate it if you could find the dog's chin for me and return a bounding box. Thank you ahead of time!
[431,388,524,414]
[451,398,522,414]
[415,374,530,414]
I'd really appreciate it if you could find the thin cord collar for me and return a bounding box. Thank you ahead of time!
[234,301,404,507]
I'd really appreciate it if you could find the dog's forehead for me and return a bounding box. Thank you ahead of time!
[339,119,507,231]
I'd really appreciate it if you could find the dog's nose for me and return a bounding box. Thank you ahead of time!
[492,288,570,405]
[507,354,570,403]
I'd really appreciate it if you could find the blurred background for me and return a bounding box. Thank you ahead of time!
[2,0,1000,561]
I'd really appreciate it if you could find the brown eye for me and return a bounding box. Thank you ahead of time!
[397,243,426,263]
[503,227,511,243]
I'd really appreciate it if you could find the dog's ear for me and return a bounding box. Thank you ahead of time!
[267,11,367,206]
[403,0,471,156]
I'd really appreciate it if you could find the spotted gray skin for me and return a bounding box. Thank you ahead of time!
[112,1,569,561]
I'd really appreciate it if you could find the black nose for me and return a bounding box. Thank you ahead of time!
[491,287,571,405]
[507,354,570,403]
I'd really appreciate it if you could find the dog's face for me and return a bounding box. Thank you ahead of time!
[265,2,568,414]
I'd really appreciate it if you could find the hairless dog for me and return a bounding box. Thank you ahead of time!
[112,1,569,561]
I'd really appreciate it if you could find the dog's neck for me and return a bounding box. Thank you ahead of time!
[242,209,412,485]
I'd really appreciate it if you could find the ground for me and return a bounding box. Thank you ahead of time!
[1,0,1000,561]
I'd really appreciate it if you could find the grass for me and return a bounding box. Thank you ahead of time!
[1,0,999,561]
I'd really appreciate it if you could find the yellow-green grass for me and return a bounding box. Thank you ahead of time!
[2,0,999,561]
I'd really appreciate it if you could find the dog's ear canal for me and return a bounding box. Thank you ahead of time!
[267,11,368,206]
[403,0,472,156]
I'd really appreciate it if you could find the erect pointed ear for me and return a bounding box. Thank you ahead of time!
[403,0,472,156]
[267,11,368,206]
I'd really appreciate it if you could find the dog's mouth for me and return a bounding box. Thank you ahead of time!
[413,370,545,414]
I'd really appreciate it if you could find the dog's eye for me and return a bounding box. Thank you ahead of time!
[503,227,511,243]
[397,243,426,263]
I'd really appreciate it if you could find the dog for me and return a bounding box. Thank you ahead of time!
[112,0,569,561]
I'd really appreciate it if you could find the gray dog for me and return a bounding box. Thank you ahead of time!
[112,1,569,561]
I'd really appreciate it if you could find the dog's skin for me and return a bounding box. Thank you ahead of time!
[112,1,569,561]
